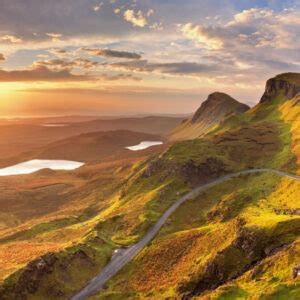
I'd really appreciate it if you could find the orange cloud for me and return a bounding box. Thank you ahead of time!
[34,58,99,69]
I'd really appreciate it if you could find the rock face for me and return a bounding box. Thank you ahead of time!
[180,158,229,186]
[191,92,250,123]
[0,249,95,299]
[0,253,58,299]
[181,226,289,299]
[260,73,300,103]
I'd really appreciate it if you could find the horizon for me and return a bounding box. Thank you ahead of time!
[0,0,300,116]
[0,112,191,119]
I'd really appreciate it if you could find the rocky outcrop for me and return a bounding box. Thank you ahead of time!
[0,249,95,299]
[142,159,163,178]
[0,253,58,299]
[180,158,229,186]
[260,73,300,103]
[180,226,290,299]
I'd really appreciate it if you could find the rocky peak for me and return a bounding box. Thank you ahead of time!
[191,92,249,123]
[260,73,300,103]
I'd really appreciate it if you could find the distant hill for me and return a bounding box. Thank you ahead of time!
[0,116,182,162]
[35,130,164,162]
[169,92,249,141]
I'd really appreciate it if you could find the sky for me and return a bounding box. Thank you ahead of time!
[0,0,299,117]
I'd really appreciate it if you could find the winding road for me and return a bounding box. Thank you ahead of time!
[72,168,300,300]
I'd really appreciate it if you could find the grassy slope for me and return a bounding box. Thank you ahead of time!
[1,87,299,299]
[0,156,148,288]
[90,91,300,299]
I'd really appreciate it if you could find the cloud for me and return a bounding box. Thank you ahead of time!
[1,34,22,43]
[178,7,300,77]
[179,23,224,50]
[109,59,219,76]
[0,54,5,62]
[123,9,148,27]
[47,48,68,58]
[51,49,67,54]
[93,2,103,12]
[0,65,91,82]
[81,47,142,59]
[180,8,300,51]
[46,33,63,42]
[34,58,99,69]
[146,9,154,17]
[2,59,142,82]
[99,73,142,81]
[229,8,273,25]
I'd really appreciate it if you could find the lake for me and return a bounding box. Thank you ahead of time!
[126,141,163,151]
[0,159,84,176]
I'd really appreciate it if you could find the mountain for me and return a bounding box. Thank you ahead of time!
[169,92,250,141]
[0,73,300,300]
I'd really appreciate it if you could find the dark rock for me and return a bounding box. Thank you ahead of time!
[234,227,267,260]
[1,253,59,297]
[180,158,228,186]
[60,249,94,269]
[0,249,93,299]
[119,189,126,199]
[142,159,163,178]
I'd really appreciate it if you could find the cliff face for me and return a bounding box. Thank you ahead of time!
[260,73,300,103]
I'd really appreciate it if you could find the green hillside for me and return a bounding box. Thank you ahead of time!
[0,73,299,299]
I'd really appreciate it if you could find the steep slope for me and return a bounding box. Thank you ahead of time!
[0,73,299,300]
[0,155,156,285]
[91,73,299,299]
[169,92,249,141]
